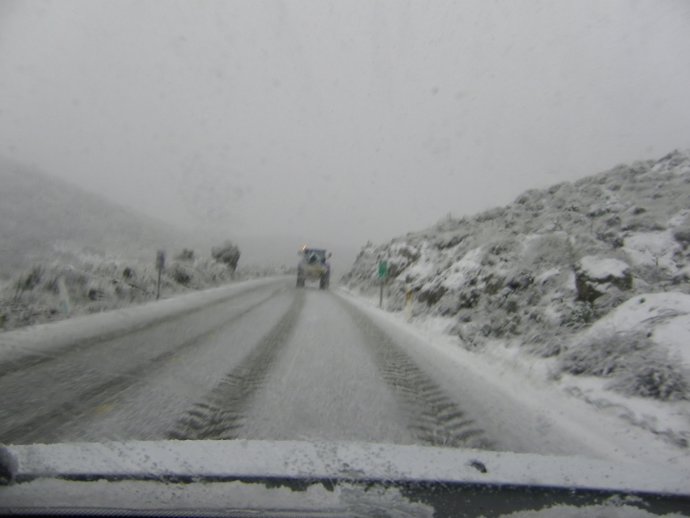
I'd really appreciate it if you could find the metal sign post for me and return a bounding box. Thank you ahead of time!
[57,276,71,316]
[377,260,388,308]
[405,288,414,321]
[156,250,166,300]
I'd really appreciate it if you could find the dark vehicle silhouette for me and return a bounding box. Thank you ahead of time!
[296,246,331,289]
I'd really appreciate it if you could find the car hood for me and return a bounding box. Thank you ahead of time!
[1,440,688,516]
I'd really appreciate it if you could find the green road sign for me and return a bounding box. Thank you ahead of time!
[378,260,388,279]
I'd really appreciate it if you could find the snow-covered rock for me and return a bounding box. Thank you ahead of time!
[574,256,632,303]
[578,256,630,280]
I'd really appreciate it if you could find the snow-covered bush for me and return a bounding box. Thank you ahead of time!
[520,233,574,268]
[524,335,562,358]
[560,301,595,330]
[673,225,690,248]
[211,241,241,272]
[608,352,688,401]
[175,248,195,261]
[169,263,192,286]
[559,330,688,401]
[621,214,666,232]
[559,330,650,377]
[12,265,44,299]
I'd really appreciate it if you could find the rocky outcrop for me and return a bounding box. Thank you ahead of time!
[574,256,633,303]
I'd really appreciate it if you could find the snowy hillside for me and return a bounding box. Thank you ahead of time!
[0,158,285,331]
[0,157,196,281]
[343,150,690,448]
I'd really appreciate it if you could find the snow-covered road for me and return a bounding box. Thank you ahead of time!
[0,278,680,467]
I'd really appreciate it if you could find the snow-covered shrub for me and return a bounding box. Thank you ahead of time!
[520,233,574,268]
[596,230,625,248]
[482,273,504,295]
[483,238,519,263]
[591,288,628,316]
[211,241,241,272]
[384,284,407,312]
[558,329,689,401]
[433,232,467,250]
[620,213,666,232]
[12,265,44,299]
[457,288,481,309]
[608,352,688,401]
[524,335,562,358]
[175,248,195,261]
[673,226,690,248]
[505,271,534,291]
[387,242,422,278]
[559,330,650,377]
[169,263,192,286]
[63,268,90,291]
[479,310,522,338]
[86,281,106,301]
[417,283,447,306]
[475,206,505,222]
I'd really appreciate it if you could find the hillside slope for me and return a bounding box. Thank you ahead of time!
[0,157,193,280]
[344,150,690,332]
[0,158,248,331]
[343,150,690,446]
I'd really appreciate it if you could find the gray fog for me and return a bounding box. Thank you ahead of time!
[1,0,689,261]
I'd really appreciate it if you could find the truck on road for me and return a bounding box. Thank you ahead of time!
[296,246,331,289]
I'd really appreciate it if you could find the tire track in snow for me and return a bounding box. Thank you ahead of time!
[168,291,304,440]
[339,298,494,450]
[0,287,285,444]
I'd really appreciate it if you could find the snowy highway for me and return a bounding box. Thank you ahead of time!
[0,278,661,463]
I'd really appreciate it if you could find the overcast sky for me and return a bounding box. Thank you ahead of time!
[1,0,689,253]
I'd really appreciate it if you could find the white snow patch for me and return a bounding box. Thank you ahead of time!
[668,209,690,227]
[560,374,690,450]
[440,246,483,289]
[564,270,577,290]
[579,256,630,280]
[542,304,563,326]
[583,292,690,339]
[399,249,435,283]
[651,314,690,367]
[651,151,690,176]
[536,268,560,285]
[520,233,544,250]
[623,231,679,271]
[577,291,690,363]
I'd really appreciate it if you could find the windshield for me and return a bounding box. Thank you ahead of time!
[1,0,689,515]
